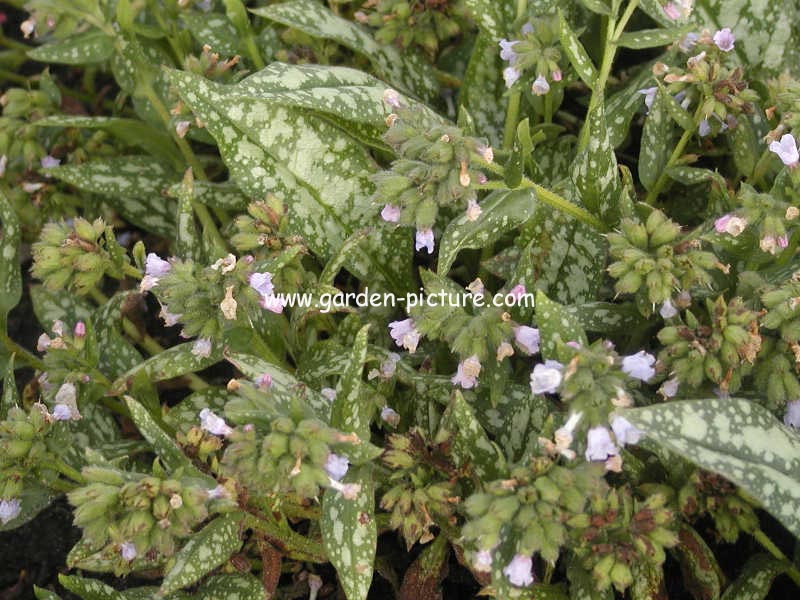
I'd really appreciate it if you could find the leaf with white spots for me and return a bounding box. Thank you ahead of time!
[605,60,660,148]
[181,12,241,55]
[123,396,199,476]
[34,587,64,600]
[175,169,201,262]
[2,355,18,415]
[0,190,21,323]
[615,26,692,49]
[459,31,507,146]
[30,284,94,331]
[159,512,244,595]
[167,67,412,292]
[720,554,787,600]
[624,398,800,538]
[437,189,536,275]
[438,391,507,479]
[0,483,54,532]
[321,465,377,600]
[666,165,725,187]
[464,0,513,38]
[57,574,124,600]
[639,89,674,191]
[46,157,177,237]
[534,291,588,362]
[164,388,230,434]
[332,325,371,438]
[571,100,621,224]
[673,524,724,600]
[558,10,597,89]
[196,574,266,600]
[120,588,191,599]
[695,0,800,73]
[34,116,181,170]
[225,352,332,421]
[91,291,145,378]
[636,0,676,27]
[116,341,220,389]
[27,31,114,65]
[251,1,438,102]
[167,180,249,211]
[568,302,645,334]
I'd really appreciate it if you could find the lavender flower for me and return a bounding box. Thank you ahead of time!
[638,87,657,113]
[769,133,800,167]
[120,541,137,561]
[499,39,518,62]
[585,426,618,461]
[415,228,435,254]
[324,453,349,481]
[389,318,420,353]
[530,360,563,395]
[381,406,400,427]
[503,67,521,88]
[621,351,656,381]
[514,326,540,355]
[199,408,233,437]
[40,155,60,169]
[381,204,401,223]
[451,355,482,389]
[611,416,644,446]
[531,75,550,96]
[712,27,735,52]
[660,299,678,319]
[503,554,534,587]
[784,400,800,428]
[0,498,21,525]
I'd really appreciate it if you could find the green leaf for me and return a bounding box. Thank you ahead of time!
[661,88,696,131]
[639,89,673,191]
[695,0,800,73]
[616,27,692,49]
[0,483,54,532]
[57,574,123,600]
[624,398,800,538]
[30,284,93,330]
[167,67,412,292]
[196,574,266,600]
[567,302,645,334]
[164,388,229,433]
[578,0,611,15]
[175,168,201,261]
[459,31,507,146]
[571,100,620,224]
[34,116,180,169]
[117,341,220,387]
[34,587,64,600]
[45,157,177,237]
[720,554,787,600]
[534,291,587,362]
[159,512,244,595]
[438,189,536,275]
[181,12,240,55]
[558,11,597,89]
[439,391,506,479]
[606,61,658,148]
[2,354,18,415]
[729,114,764,180]
[666,165,725,186]
[321,465,377,600]
[252,2,438,102]
[28,31,114,65]
[332,325,371,438]
[123,396,196,475]
[225,352,332,421]
[120,588,191,600]
[0,190,22,323]
[673,524,724,600]
[464,0,513,38]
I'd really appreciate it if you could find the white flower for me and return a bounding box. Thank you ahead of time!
[37,333,52,352]
[192,338,212,358]
[503,66,521,88]
[22,182,44,193]
[120,541,137,561]
[383,88,402,108]
[0,498,21,524]
[20,17,36,39]
[389,318,420,353]
[514,326,540,355]
[530,360,563,395]
[220,285,238,320]
[199,408,233,436]
[473,549,493,573]
[659,377,680,398]
[585,426,618,461]
[499,39,518,62]
[415,228,435,254]
[159,305,182,327]
[503,554,534,587]
[40,155,60,169]
[496,342,515,361]
[452,355,482,389]
[145,253,171,277]
[621,350,656,381]
[553,412,582,459]
[175,120,191,138]
[770,133,800,167]
[712,27,735,52]
[698,119,711,137]
[381,204,401,223]
[0,155,7,177]
[466,198,482,221]
[531,75,550,96]
[324,453,349,481]
[611,416,644,446]
[381,406,400,427]
[638,87,657,112]
[210,253,237,273]
[784,400,800,428]
[206,484,231,500]
[660,299,678,319]
[52,404,72,421]
[321,387,337,402]
[328,478,361,499]
[249,272,274,297]
[714,214,748,236]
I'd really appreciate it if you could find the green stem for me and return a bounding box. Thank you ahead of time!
[501,0,529,150]
[519,177,608,231]
[242,512,327,563]
[644,104,704,205]
[753,529,800,586]
[243,34,265,70]
[54,459,86,484]
[0,68,28,85]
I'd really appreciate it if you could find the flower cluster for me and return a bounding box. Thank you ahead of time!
[0,405,59,503]
[499,15,563,94]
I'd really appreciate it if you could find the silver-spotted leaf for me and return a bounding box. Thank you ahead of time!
[639,89,674,191]
[558,11,597,89]
[439,391,506,479]
[624,398,800,538]
[0,191,22,322]
[28,31,114,65]
[197,574,266,600]
[719,554,787,600]
[123,396,197,475]
[535,291,588,362]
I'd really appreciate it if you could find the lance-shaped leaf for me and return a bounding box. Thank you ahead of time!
[121,588,191,599]
[160,512,244,595]
[123,396,197,475]
[30,284,93,330]
[35,115,181,173]
[175,169,201,261]
[167,180,249,211]
[28,31,114,65]
[225,352,332,421]
[0,483,54,532]
[116,341,221,388]
[321,465,377,600]
[437,189,535,275]
[332,325,372,437]
[464,0,513,38]
[58,574,124,600]
[439,391,506,479]
[0,190,22,323]
[673,524,724,600]
[252,2,437,102]
[666,166,725,187]
[34,587,64,600]
[45,157,176,237]
[91,291,145,378]
[695,0,800,74]
[181,12,241,55]
[571,99,620,224]
[165,387,229,433]
[567,302,645,334]
[639,89,674,191]
[624,398,800,538]
[459,32,507,146]
[535,291,588,362]
[606,61,659,148]
[167,68,411,292]
[559,11,597,89]
[616,26,692,49]
[196,574,266,600]
[719,554,787,600]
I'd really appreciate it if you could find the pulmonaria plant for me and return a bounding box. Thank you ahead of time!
[2,0,800,598]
